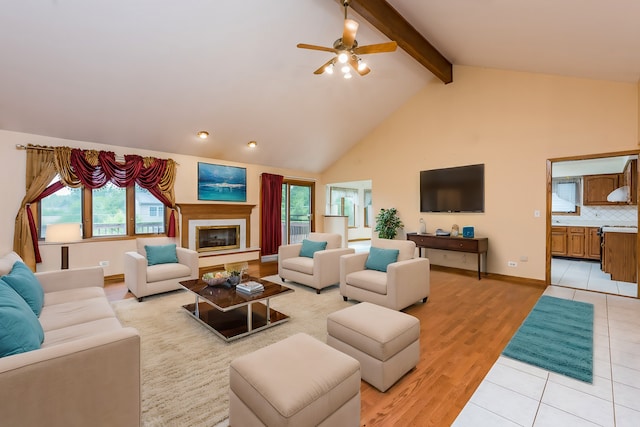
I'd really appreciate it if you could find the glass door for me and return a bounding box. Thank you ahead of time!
[281,180,315,244]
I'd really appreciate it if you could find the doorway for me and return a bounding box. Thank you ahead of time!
[546,150,639,297]
[281,179,315,244]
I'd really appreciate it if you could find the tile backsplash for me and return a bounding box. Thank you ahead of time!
[553,204,637,226]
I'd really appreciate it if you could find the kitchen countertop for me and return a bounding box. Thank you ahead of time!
[601,226,638,233]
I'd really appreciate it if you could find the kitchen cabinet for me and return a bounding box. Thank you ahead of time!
[568,227,585,258]
[551,226,567,256]
[583,174,621,205]
[551,226,600,260]
[587,227,601,260]
[602,231,637,283]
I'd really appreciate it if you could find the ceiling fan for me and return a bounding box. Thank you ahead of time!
[297,0,398,78]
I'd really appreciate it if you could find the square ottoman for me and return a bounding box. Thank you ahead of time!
[327,302,420,392]
[229,332,361,427]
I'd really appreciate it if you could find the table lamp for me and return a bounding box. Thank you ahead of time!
[45,223,82,269]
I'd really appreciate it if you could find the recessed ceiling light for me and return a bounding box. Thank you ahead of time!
[247,141,257,148]
[197,131,209,139]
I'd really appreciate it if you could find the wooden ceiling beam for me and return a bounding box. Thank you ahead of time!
[344,0,453,84]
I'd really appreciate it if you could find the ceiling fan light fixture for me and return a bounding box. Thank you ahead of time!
[343,72,352,79]
[357,58,367,71]
[325,63,334,74]
[341,65,350,74]
[337,52,349,63]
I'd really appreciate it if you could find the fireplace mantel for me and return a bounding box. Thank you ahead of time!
[177,203,256,249]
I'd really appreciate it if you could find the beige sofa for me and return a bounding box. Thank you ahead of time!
[0,252,141,427]
[278,232,355,294]
[124,236,199,301]
[340,238,430,311]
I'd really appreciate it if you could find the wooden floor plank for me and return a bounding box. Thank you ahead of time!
[106,261,544,426]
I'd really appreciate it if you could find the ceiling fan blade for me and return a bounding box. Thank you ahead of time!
[297,43,336,53]
[342,19,359,49]
[349,56,371,76]
[314,58,336,75]
[353,41,398,55]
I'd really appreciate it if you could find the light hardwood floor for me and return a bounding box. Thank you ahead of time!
[105,262,545,426]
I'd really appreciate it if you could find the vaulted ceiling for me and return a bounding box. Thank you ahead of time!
[1,1,639,173]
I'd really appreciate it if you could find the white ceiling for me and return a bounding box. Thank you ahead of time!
[1,1,639,173]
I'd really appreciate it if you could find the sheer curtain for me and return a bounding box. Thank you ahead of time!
[261,173,284,256]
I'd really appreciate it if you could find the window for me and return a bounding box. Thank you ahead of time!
[363,189,372,228]
[330,187,358,227]
[39,184,83,239]
[135,185,166,234]
[93,182,126,236]
[39,178,166,239]
[552,178,580,215]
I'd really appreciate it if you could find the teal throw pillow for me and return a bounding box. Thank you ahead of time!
[365,247,400,272]
[1,261,45,317]
[299,239,328,258]
[0,280,44,357]
[146,244,178,266]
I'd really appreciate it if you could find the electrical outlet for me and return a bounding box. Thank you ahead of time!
[534,210,541,218]
[99,260,109,267]
[507,261,517,267]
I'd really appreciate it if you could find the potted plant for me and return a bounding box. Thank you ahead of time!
[374,208,404,239]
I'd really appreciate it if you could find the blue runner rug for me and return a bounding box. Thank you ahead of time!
[502,295,594,383]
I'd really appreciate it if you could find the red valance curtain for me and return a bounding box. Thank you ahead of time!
[56,148,178,238]
[16,146,178,268]
[261,173,284,256]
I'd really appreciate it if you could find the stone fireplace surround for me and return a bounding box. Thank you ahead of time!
[176,203,258,268]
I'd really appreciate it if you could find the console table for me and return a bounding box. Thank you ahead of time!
[406,233,489,280]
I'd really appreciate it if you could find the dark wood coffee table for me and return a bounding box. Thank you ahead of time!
[179,277,293,342]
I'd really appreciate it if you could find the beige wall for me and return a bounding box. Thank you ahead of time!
[0,130,319,274]
[321,66,639,280]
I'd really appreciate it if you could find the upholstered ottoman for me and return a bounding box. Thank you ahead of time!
[327,302,420,392]
[229,332,361,427]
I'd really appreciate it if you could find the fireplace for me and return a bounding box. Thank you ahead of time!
[196,225,240,253]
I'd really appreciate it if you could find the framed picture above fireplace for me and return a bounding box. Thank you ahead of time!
[198,163,247,202]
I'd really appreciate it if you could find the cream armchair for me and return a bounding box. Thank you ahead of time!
[124,237,199,301]
[278,232,355,294]
[340,238,430,311]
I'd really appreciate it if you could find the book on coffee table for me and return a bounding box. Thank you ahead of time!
[236,281,264,294]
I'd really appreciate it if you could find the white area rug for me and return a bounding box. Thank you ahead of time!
[111,276,350,427]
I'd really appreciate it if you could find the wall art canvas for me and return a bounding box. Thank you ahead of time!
[198,163,247,202]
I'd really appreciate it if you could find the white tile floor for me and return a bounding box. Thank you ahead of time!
[552,258,638,298]
[453,286,640,427]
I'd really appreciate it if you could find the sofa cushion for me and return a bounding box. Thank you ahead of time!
[0,281,44,357]
[1,261,45,316]
[146,263,192,283]
[42,317,123,347]
[299,239,327,258]
[345,269,388,295]
[44,286,106,306]
[280,257,314,275]
[39,297,116,332]
[145,244,178,266]
[365,247,399,272]
[0,251,23,276]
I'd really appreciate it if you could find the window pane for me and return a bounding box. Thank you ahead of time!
[552,178,580,213]
[330,187,357,227]
[289,185,311,243]
[40,181,82,239]
[134,185,165,234]
[93,182,126,236]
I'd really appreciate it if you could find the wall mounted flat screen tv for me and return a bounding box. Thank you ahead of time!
[420,164,485,213]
